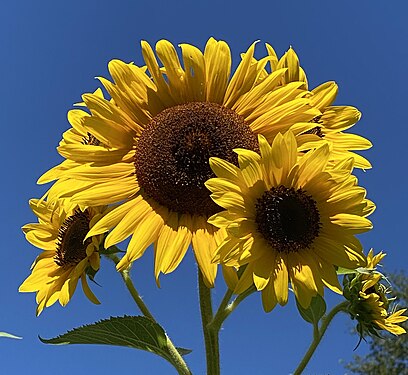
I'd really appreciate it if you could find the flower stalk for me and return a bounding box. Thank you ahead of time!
[198,270,220,375]
[209,286,256,333]
[107,252,192,375]
[293,301,349,375]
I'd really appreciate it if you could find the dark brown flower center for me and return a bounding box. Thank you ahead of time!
[55,209,92,267]
[255,185,321,253]
[135,102,258,216]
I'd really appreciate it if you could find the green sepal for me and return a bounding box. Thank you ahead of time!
[85,265,99,283]
[39,316,190,366]
[337,267,358,275]
[100,245,125,255]
[337,266,373,276]
[296,294,327,325]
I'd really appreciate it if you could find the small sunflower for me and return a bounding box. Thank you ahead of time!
[38,88,115,187]
[40,38,371,287]
[257,47,372,169]
[19,199,105,315]
[343,249,407,337]
[205,131,374,311]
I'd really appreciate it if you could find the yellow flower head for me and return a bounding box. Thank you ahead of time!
[205,131,374,311]
[39,39,371,287]
[19,199,106,315]
[343,249,407,337]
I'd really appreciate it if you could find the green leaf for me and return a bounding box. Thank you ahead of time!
[296,294,327,325]
[0,332,22,339]
[40,316,188,366]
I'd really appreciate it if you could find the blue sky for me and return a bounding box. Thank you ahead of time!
[2,1,407,374]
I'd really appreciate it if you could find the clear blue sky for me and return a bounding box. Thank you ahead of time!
[2,1,407,374]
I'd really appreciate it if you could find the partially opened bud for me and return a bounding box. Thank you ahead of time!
[343,249,407,339]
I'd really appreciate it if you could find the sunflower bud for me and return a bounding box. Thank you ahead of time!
[342,249,407,339]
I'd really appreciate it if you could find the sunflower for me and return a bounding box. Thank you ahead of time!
[19,199,105,315]
[37,88,127,203]
[205,131,374,311]
[38,88,113,187]
[256,47,372,169]
[343,249,407,336]
[40,38,371,287]
[357,294,407,336]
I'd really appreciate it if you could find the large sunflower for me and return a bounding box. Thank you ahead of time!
[19,199,105,315]
[41,38,371,286]
[205,131,374,311]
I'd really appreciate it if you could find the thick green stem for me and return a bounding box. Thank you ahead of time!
[293,301,349,375]
[198,270,220,375]
[106,252,191,375]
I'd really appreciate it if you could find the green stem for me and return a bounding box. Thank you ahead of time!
[293,301,349,375]
[106,252,192,375]
[165,336,193,375]
[210,288,234,330]
[106,253,156,321]
[198,270,220,375]
[209,286,256,332]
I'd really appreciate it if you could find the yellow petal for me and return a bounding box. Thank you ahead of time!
[252,252,275,291]
[330,213,373,233]
[317,259,342,294]
[154,212,192,283]
[156,40,186,103]
[204,38,231,104]
[207,211,242,229]
[222,265,239,290]
[234,148,263,188]
[208,157,244,186]
[232,68,287,116]
[59,272,80,307]
[104,196,153,248]
[191,216,218,287]
[274,254,289,305]
[86,197,141,239]
[276,47,302,84]
[310,81,338,110]
[261,282,277,312]
[288,253,319,308]
[69,177,139,206]
[313,235,364,269]
[234,264,255,294]
[117,205,168,270]
[224,42,258,107]
[141,40,174,108]
[180,43,206,101]
[81,274,100,305]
